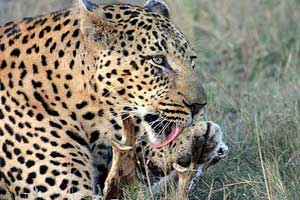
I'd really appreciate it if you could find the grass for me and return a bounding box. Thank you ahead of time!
[1,0,300,199]
[186,0,300,199]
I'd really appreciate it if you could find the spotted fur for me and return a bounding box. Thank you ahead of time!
[0,0,207,199]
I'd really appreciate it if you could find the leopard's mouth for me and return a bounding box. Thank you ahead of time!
[144,114,185,149]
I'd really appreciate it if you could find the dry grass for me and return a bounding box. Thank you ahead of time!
[1,0,300,199]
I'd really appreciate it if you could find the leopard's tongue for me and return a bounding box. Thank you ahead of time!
[152,126,184,149]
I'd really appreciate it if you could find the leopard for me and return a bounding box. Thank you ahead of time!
[0,0,209,199]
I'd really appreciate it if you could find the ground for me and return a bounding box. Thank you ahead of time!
[0,0,300,199]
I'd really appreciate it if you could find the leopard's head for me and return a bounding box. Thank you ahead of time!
[79,0,207,148]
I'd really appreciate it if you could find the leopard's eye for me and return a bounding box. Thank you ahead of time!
[141,55,173,71]
[152,56,165,65]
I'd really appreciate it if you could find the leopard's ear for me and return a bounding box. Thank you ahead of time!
[78,0,116,44]
[144,0,170,18]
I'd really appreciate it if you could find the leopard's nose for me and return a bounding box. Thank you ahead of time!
[183,82,207,117]
[184,101,207,118]
[189,103,207,117]
[217,143,229,158]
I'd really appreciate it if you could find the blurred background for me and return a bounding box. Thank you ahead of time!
[1,0,300,199]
